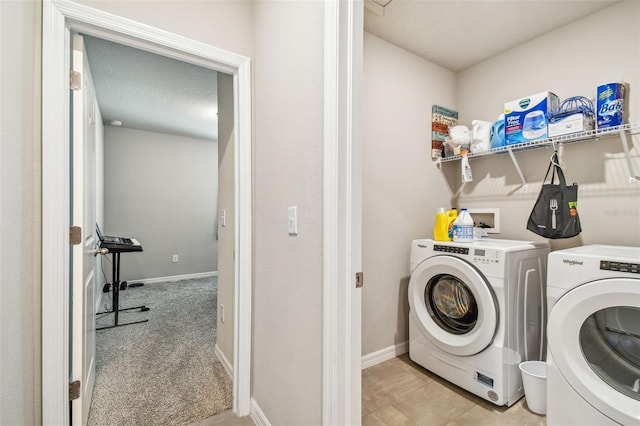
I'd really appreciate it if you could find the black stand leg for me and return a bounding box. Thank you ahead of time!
[97,252,149,331]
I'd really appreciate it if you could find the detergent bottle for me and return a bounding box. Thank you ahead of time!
[453,208,474,243]
[433,208,449,241]
[446,208,458,241]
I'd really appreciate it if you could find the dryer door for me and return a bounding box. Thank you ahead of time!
[408,255,498,356]
[548,278,640,426]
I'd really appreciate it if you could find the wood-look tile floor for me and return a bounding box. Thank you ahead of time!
[194,353,545,425]
[362,354,546,426]
[190,409,255,426]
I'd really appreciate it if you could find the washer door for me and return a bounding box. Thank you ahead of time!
[548,278,640,426]
[408,255,498,356]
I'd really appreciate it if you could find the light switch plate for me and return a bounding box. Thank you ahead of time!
[288,206,298,235]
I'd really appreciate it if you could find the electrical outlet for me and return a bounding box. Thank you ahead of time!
[220,304,225,324]
[172,254,179,263]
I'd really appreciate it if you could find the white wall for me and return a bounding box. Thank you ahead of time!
[252,1,325,424]
[0,1,42,424]
[103,126,218,280]
[362,33,455,356]
[454,1,640,248]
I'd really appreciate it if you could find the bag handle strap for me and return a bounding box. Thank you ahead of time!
[544,152,568,187]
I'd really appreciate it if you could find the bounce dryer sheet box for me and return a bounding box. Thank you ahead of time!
[504,92,559,145]
[596,82,628,129]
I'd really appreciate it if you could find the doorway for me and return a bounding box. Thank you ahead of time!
[80,31,232,423]
[42,2,253,423]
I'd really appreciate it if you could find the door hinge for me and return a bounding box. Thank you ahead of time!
[70,70,82,90]
[355,272,364,288]
[69,380,80,401]
[70,226,82,245]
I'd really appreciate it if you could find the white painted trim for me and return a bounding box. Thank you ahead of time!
[361,342,409,370]
[250,398,271,426]
[42,2,71,423]
[322,0,339,424]
[131,271,218,285]
[214,344,233,379]
[41,0,253,422]
[233,53,253,418]
[323,1,363,425]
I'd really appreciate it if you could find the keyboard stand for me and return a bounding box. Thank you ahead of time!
[97,250,149,330]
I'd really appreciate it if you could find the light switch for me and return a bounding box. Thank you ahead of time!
[288,206,298,235]
[220,209,226,227]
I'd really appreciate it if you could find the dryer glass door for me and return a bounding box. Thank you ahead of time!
[579,306,640,401]
[548,278,640,425]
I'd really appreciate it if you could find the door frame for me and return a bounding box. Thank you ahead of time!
[41,0,253,423]
[322,0,363,424]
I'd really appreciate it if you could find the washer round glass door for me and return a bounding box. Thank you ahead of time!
[548,278,640,426]
[408,255,498,356]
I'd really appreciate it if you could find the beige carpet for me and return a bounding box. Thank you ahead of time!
[89,277,232,426]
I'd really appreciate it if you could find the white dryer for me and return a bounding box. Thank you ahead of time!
[408,239,549,406]
[546,245,640,426]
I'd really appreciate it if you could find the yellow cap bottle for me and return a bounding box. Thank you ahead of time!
[434,208,449,241]
[446,208,458,241]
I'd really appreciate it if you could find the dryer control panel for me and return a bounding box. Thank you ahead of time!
[600,260,640,274]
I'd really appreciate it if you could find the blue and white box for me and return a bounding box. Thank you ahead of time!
[596,83,627,129]
[504,91,559,144]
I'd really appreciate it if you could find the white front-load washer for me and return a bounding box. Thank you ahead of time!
[408,239,549,406]
[546,245,640,426]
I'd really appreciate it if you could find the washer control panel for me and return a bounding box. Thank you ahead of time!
[471,248,501,265]
[432,244,503,267]
[433,245,469,255]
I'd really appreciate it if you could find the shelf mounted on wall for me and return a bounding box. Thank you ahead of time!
[436,121,640,186]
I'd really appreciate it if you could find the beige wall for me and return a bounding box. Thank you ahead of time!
[361,1,640,360]
[216,72,235,369]
[103,126,218,280]
[362,33,455,356]
[251,1,325,423]
[0,1,42,424]
[454,0,640,249]
[76,0,254,59]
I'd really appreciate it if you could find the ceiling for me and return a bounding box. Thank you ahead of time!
[364,0,619,72]
[83,1,619,140]
[83,35,218,141]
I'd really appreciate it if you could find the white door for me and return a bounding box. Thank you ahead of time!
[547,278,640,426]
[408,256,498,356]
[70,33,98,426]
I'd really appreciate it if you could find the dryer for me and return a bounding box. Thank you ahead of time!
[546,245,640,426]
[408,239,549,406]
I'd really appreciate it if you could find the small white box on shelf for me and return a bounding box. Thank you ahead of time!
[548,113,595,137]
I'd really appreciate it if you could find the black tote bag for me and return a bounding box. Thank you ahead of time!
[527,153,581,239]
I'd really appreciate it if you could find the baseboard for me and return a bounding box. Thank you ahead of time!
[132,271,218,285]
[214,344,233,379]
[250,398,271,426]
[361,341,408,369]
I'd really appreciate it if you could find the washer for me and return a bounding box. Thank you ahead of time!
[546,245,640,426]
[408,239,549,406]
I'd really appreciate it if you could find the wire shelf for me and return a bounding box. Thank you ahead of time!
[437,121,640,163]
